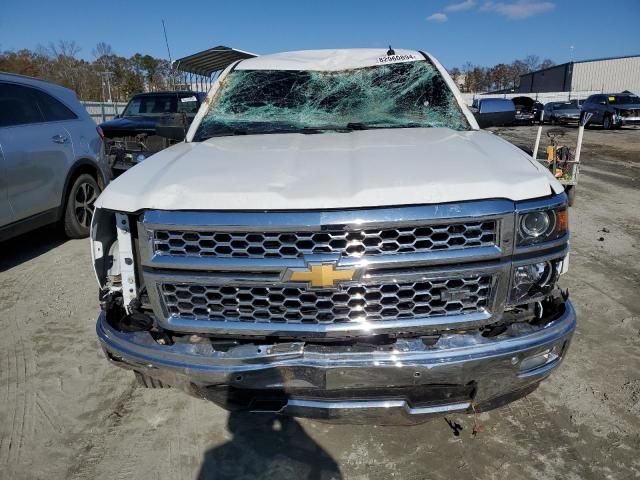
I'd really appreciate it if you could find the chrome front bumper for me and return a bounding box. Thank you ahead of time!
[97,301,576,424]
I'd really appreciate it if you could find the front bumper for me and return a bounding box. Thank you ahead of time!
[620,116,640,126]
[97,300,576,424]
[556,115,580,124]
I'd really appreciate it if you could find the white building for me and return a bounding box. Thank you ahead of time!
[519,55,640,94]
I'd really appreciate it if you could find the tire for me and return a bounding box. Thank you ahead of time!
[550,116,557,125]
[63,173,100,238]
[134,371,171,388]
[602,115,612,130]
[565,185,576,206]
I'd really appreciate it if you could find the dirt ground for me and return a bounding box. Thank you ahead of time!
[1,125,639,480]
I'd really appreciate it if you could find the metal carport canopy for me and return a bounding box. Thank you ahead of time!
[173,46,257,76]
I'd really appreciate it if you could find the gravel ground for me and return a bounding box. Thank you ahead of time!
[1,125,639,480]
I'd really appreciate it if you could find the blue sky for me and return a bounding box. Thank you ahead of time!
[1,0,639,68]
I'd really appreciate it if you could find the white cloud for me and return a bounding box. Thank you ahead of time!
[427,12,448,22]
[445,0,477,12]
[482,0,555,19]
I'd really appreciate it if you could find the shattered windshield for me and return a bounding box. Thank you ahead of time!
[193,60,469,140]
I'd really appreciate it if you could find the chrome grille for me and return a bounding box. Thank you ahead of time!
[160,275,492,325]
[153,221,497,259]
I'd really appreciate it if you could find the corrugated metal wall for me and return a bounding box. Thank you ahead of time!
[572,57,640,93]
[519,64,571,93]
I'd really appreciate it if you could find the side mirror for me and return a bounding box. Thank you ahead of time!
[156,113,188,141]
[471,99,516,128]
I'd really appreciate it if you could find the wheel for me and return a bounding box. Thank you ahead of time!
[63,173,100,238]
[134,371,170,388]
[565,185,576,206]
[550,116,557,125]
[602,115,612,130]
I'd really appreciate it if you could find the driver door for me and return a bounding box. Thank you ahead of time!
[0,145,13,227]
[593,95,608,123]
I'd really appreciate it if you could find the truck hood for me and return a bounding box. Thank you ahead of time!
[100,116,158,137]
[96,128,563,212]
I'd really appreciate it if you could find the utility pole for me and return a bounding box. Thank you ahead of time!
[99,71,114,102]
[162,20,174,89]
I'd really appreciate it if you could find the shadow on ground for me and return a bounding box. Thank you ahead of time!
[0,225,66,272]
[197,412,342,480]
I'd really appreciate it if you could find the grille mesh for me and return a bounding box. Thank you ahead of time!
[161,275,492,324]
[153,221,497,259]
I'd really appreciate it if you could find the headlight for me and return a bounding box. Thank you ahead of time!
[521,211,551,237]
[517,206,568,246]
[509,259,561,304]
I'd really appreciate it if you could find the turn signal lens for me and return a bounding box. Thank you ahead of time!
[555,208,568,236]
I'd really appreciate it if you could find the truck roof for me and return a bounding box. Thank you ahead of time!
[236,48,426,71]
[131,91,202,96]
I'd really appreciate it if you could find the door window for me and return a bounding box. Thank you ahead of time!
[0,82,45,127]
[31,89,77,121]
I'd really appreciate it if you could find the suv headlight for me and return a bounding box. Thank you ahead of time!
[517,206,568,246]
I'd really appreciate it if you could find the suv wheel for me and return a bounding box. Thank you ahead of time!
[602,115,612,130]
[64,173,100,238]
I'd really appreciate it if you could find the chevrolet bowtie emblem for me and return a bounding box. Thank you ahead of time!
[288,263,357,288]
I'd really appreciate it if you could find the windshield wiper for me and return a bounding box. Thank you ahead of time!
[346,122,424,130]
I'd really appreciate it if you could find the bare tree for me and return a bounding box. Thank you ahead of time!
[523,54,541,72]
[93,41,113,61]
[539,58,555,70]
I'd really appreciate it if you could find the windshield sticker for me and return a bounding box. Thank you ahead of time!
[608,96,616,101]
[376,54,419,64]
[181,96,197,102]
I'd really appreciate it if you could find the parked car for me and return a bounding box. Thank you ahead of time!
[0,73,110,242]
[99,91,205,175]
[91,48,575,424]
[470,98,516,127]
[512,96,544,124]
[543,100,583,125]
[581,93,640,129]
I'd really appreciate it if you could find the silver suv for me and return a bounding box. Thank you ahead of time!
[0,73,110,241]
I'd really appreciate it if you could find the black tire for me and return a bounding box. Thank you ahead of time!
[63,173,100,238]
[550,116,557,125]
[602,115,612,130]
[565,185,576,206]
[134,371,171,388]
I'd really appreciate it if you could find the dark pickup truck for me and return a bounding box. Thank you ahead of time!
[100,91,204,174]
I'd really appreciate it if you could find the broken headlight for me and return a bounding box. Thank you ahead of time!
[509,259,562,305]
[516,205,568,246]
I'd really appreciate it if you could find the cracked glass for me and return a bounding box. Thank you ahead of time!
[194,60,469,140]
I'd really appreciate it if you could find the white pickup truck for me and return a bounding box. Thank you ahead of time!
[90,48,575,424]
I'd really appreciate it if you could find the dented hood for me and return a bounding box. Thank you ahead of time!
[96,128,563,212]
